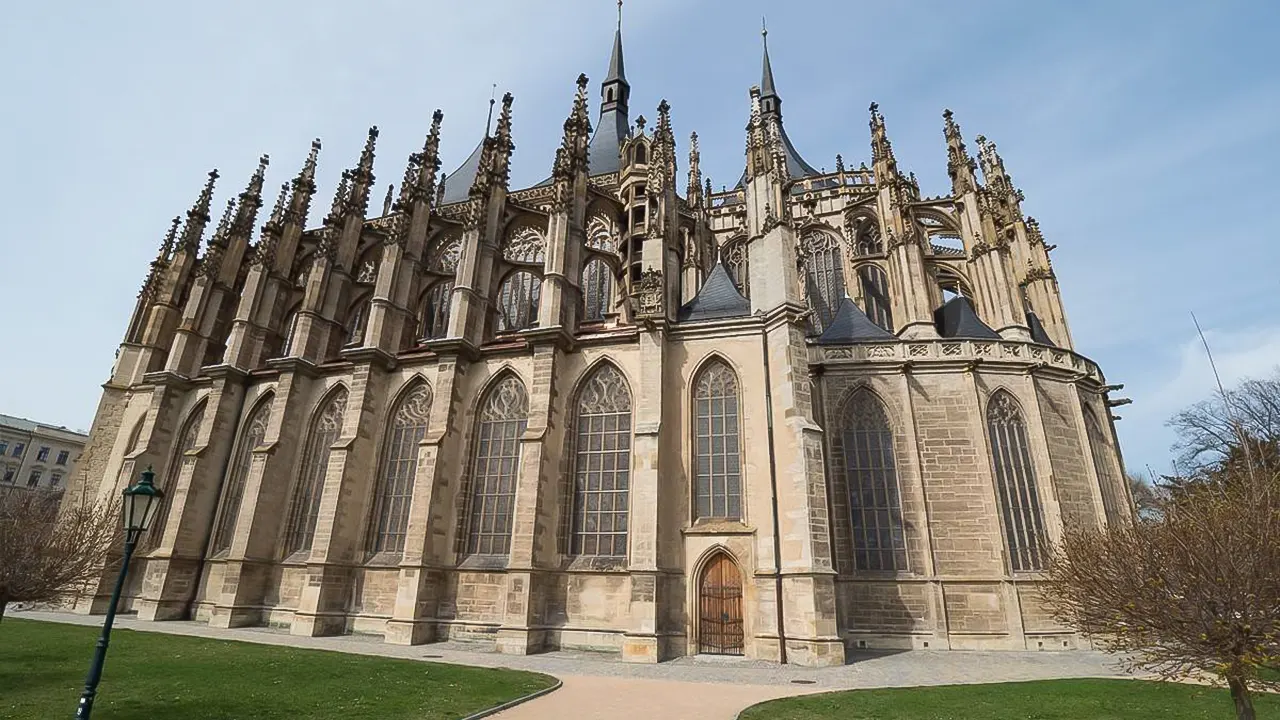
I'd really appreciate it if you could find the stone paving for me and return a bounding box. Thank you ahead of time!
[15,610,1137,719]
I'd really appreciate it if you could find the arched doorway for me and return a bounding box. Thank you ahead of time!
[698,552,744,655]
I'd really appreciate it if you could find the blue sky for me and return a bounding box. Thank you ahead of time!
[1,0,1276,478]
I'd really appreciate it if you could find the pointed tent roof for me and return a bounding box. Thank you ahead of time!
[606,22,625,84]
[588,18,631,178]
[440,137,485,205]
[815,297,895,344]
[1026,311,1057,347]
[760,21,778,100]
[677,261,751,322]
[934,296,1001,339]
[735,27,819,188]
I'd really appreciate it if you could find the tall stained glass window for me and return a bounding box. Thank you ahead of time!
[987,391,1047,571]
[841,389,906,571]
[800,231,846,334]
[367,383,432,554]
[282,388,348,556]
[570,365,632,556]
[143,400,206,552]
[693,361,742,521]
[463,376,528,556]
[210,396,272,555]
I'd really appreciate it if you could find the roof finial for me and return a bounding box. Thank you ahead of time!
[762,16,768,40]
[617,0,623,30]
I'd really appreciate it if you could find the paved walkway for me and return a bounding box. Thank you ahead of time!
[14,610,1136,719]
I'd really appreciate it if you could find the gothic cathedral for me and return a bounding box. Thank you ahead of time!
[67,19,1132,666]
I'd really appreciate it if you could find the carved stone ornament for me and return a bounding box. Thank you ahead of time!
[634,268,664,316]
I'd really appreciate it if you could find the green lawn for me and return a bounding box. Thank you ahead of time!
[739,678,1280,719]
[0,618,555,719]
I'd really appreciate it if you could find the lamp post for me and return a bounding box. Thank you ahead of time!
[74,465,164,720]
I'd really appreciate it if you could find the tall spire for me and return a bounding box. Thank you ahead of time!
[869,102,899,175]
[231,155,268,238]
[285,139,320,227]
[347,126,379,216]
[590,0,631,176]
[760,17,779,112]
[686,131,702,204]
[178,170,219,253]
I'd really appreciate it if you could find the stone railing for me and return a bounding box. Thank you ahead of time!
[810,338,1103,382]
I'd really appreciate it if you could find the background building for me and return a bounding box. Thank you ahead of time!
[65,18,1132,666]
[0,413,87,493]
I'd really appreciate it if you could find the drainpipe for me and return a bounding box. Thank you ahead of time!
[758,315,788,664]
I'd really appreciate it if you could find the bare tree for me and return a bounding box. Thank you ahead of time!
[0,487,119,622]
[1168,368,1280,473]
[1127,473,1165,519]
[1043,467,1280,720]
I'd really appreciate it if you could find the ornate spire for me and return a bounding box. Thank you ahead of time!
[231,155,269,238]
[325,170,352,229]
[942,109,978,196]
[158,215,181,260]
[139,216,182,300]
[686,131,702,204]
[835,153,845,173]
[285,140,320,227]
[704,176,712,209]
[869,102,898,174]
[745,86,767,180]
[436,171,447,207]
[418,109,444,199]
[975,134,1018,202]
[607,0,626,85]
[196,197,236,279]
[648,99,675,193]
[551,75,592,213]
[210,198,237,247]
[491,92,515,186]
[382,184,394,216]
[253,183,290,268]
[347,126,379,216]
[178,170,219,253]
[760,17,779,110]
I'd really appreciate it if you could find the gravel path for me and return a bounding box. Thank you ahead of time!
[15,610,1136,719]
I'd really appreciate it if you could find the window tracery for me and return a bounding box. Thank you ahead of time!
[367,383,432,555]
[799,231,846,335]
[282,388,347,557]
[857,264,894,332]
[571,365,632,556]
[497,271,540,331]
[693,361,742,521]
[581,257,613,323]
[419,281,453,340]
[210,396,272,555]
[463,375,529,557]
[986,391,1047,571]
[345,296,372,346]
[722,239,749,298]
[142,400,206,552]
[429,233,462,273]
[586,215,617,253]
[840,390,906,571]
[503,225,547,265]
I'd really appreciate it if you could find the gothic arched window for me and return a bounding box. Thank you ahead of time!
[800,231,846,335]
[502,226,547,265]
[571,365,632,557]
[497,271,540,332]
[143,400,206,552]
[367,382,432,555]
[841,390,906,571]
[986,391,1047,572]
[345,296,372,346]
[463,375,528,557]
[856,223,882,256]
[582,257,613,323]
[586,215,616,253]
[282,387,348,556]
[1085,409,1125,527]
[210,395,272,555]
[693,360,743,521]
[857,264,894,332]
[420,281,453,340]
[723,239,749,298]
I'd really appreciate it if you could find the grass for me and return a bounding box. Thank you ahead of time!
[0,618,555,720]
[739,678,1280,719]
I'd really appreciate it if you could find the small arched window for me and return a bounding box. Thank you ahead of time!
[282,388,348,557]
[463,375,529,557]
[142,400,206,552]
[722,239,750,299]
[800,231,846,335]
[367,383,432,555]
[420,281,453,340]
[210,395,272,555]
[497,271,540,332]
[277,309,300,358]
[345,297,372,346]
[571,365,632,557]
[582,257,613,323]
[1085,410,1125,527]
[986,391,1047,571]
[693,360,743,521]
[841,390,906,571]
[853,218,882,256]
[633,143,647,166]
[857,265,894,332]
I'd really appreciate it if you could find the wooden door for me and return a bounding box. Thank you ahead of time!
[698,554,744,655]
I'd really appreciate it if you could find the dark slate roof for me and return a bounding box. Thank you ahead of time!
[1027,311,1057,346]
[735,122,819,188]
[587,108,629,177]
[815,297,895,344]
[677,262,751,322]
[440,138,485,205]
[934,296,1001,339]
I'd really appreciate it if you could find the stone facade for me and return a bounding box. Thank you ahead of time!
[0,413,87,492]
[65,20,1132,666]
